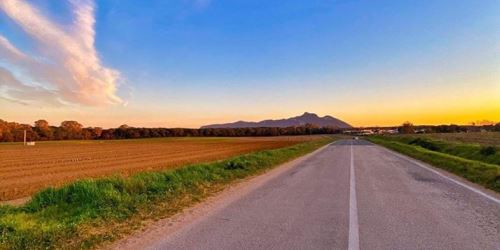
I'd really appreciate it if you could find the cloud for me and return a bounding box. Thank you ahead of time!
[0,67,61,106]
[0,35,27,60]
[0,0,122,106]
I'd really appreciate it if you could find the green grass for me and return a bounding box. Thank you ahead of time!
[403,132,500,147]
[373,135,500,166]
[368,136,500,193]
[0,137,334,250]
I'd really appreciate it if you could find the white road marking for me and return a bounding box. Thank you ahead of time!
[348,142,360,250]
[382,147,500,205]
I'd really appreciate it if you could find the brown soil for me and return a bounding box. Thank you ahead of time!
[0,136,316,201]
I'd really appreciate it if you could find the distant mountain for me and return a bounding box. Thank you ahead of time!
[201,112,352,129]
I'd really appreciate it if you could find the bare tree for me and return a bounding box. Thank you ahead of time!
[400,122,415,134]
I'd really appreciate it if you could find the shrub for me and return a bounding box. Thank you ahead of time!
[224,159,247,170]
[480,146,497,156]
[409,138,441,151]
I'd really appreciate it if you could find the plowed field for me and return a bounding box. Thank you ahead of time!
[0,136,318,201]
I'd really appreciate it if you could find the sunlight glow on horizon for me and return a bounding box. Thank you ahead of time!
[0,0,499,128]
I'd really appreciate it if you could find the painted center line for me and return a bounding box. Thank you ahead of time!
[348,142,360,250]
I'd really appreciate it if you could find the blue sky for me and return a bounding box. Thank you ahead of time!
[0,0,499,127]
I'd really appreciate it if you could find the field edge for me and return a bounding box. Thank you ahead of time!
[0,136,318,201]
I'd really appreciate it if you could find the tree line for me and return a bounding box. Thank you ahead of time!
[2,119,499,142]
[399,122,500,134]
[0,119,342,142]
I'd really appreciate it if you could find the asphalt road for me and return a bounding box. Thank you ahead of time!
[146,140,500,250]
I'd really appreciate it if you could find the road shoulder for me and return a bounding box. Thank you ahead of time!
[373,143,500,202]
[106,143,331,250]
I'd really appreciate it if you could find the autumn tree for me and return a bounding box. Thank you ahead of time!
[34,119,53,140]
[119,124,130,129]
[0,119,13,142]
[60,121,83,139]
[90,127,103,138]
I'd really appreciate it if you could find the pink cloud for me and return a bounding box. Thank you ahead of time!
[0,0,122,106]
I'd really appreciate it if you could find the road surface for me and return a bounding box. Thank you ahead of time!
[121,140,500,250]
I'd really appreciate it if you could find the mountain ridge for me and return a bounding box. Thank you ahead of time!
[201,112,352,129]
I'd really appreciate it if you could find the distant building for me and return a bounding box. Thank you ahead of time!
[343,129,383,135]
[359,129,374,135]
[415,128,427,134]
[375,129,399,135]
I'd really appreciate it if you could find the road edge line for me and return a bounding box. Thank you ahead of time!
[379,145,500,205]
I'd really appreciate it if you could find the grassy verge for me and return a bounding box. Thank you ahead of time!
[374,135,500,165]
[0,137,334,249]
[368,136,500,193]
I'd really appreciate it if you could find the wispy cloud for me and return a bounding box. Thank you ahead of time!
[0,0,122,106]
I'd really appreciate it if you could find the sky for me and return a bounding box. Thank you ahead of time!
[0,0,499,128]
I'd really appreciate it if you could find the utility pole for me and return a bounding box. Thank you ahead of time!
[24,129,26,146]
